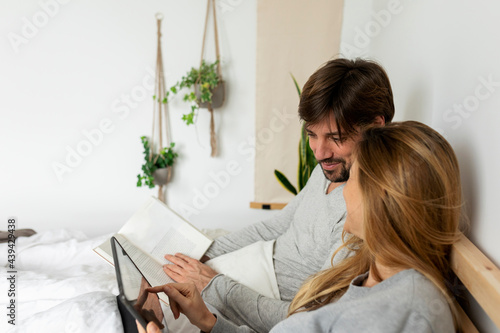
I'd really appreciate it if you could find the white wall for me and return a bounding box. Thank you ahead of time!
[0,0,273,238]
[340,1,500,331]
[4,0,498,328]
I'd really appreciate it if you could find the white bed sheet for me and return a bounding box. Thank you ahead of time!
[0,229,122,333]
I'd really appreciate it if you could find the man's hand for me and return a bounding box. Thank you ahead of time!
[163,253,218,292]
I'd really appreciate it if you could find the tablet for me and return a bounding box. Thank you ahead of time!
[111,236,166,332]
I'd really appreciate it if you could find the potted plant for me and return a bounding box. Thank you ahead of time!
[274,75,317,195]
[169,60,224,125]
[137,136,178,189]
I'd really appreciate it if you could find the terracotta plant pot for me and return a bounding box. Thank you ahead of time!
[196,81,225,109]
[153,167,172,186]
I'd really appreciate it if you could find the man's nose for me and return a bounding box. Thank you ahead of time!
[314,139,332,161]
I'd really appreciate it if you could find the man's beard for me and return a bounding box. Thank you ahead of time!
[319,157,350,183]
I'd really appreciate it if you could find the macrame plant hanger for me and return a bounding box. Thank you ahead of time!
[199,0,223,157]
[150,13,172,203]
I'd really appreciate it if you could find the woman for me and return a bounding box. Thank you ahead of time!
[139,121,463,333]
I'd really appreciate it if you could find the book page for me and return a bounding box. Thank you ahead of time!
[93,238,113,265]
[150,227,195,260]
[117,197,213,264]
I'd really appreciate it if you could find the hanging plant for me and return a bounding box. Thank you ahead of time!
[167,0,224,157]
[137,136,178,189]
[169,60,223,126]
[274,74,318,195]
[136,13,176,203]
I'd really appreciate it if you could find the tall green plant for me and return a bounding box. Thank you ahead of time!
[274,74,317,195]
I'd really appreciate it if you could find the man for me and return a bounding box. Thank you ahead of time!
[163,58,395,332]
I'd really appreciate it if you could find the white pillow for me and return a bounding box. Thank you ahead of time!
[206,240,280,299]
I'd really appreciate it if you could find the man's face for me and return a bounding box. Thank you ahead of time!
[306,119,360,183]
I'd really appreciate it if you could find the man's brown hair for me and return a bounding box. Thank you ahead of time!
[299,58,395,139]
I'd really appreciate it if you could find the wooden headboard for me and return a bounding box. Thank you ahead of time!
[451,234,500,332]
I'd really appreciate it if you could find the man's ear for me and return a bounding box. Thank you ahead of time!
[372,115,386,126]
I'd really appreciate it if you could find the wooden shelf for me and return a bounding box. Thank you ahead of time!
[249,202,287,210]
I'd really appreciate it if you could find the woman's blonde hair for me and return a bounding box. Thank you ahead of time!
[288,121,463,328]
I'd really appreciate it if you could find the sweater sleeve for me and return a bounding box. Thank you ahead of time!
[204,185,307,259]
[202,275,289,333]
[210,314,257,333]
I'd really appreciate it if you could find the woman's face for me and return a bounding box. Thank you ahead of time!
[343,161,365,239]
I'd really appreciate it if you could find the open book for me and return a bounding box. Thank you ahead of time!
[94,196,213,304]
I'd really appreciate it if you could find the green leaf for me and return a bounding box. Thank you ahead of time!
[298,142,305,191]
[182,112,195,125]
[299,125,308,164]
[274,170,297,195]
[290,73,302,97]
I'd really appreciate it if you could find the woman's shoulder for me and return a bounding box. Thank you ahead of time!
[403,270,455,330]
[272,270,456,333]
[323,269,455,333]
[365,269,454,328]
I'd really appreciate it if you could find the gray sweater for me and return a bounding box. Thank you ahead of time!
[209,269,455,333]
[202,165,348,332]
[270,269,455,333]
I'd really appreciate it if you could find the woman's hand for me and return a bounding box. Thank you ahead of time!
[136,320,161,333]
[147,283,217,332]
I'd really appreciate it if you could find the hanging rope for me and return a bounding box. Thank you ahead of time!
[151,13,171,203]
[199,0,222,157]
[199,0,222,76]
[209,107,216,157]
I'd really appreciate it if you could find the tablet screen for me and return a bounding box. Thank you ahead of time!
[112,237,165,330]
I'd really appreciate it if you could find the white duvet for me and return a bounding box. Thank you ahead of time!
[0,229,123,333]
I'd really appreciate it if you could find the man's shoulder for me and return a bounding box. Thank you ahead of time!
[304,164,325,187]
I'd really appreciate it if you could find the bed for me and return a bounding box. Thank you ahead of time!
[1,229,122,332]
[0,227,231,333]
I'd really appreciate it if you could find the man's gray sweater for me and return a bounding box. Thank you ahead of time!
[201,165,348,332]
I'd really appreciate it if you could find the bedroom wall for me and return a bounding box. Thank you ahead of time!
[1,0,273,237]
[340,1,500,331]
[253,0,344,206]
